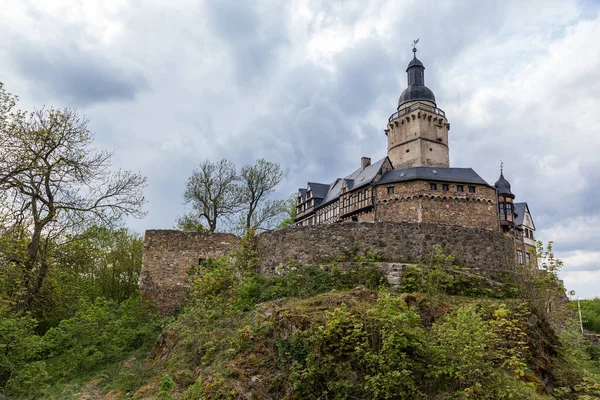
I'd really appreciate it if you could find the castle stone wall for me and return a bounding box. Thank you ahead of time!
[375,181,498,231]
[256,222,513,275]
[140,223,514,314]
[140,230,238,313]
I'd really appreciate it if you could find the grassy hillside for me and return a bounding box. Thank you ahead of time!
[23,245,600,400]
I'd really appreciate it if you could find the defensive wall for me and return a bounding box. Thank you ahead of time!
[140,222,514,313]
[140,230,238,313]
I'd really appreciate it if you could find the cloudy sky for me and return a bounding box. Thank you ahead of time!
[1,0,600,297]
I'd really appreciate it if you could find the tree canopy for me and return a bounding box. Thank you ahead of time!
[179,158,287,233]
[0,83,146,312]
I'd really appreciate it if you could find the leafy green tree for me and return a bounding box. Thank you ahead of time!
[180,159,240,232]
[239,158,286,232]
[278,193,297,229]
[0,89,146,311]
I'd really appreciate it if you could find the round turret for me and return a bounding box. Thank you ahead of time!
[495,167,515,229]
[494,171,513,196]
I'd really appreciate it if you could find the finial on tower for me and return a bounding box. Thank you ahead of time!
[500,160,504,173]
[412,39,419,57]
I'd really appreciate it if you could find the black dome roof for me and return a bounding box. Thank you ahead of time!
[494,171,513,195]
[398,54,436,108]
[398,85,436,108]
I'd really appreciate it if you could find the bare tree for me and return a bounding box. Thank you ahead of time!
[239,159,285,231]
[0,103,146,311]
[181,159,240,232]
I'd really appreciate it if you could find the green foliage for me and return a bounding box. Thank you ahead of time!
[399,245,507,299]
[277,193,297,229]
[0,293,165,398]
[289,295,426,399]
[0,307,48,394]
[579,298,600,334]
[514,241,567,318]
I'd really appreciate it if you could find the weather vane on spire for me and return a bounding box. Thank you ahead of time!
[412,39,419,54]
[500,161,504,173]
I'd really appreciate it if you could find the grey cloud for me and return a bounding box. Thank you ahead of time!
[204,0,289,86]
[12,42,147,106]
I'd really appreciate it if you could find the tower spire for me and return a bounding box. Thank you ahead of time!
[411,38,419,57]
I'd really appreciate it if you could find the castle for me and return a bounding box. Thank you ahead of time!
[294,45,536,264]
[140,46,538,313]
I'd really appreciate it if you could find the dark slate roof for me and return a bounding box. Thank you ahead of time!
[513,202,534,229]
[376,167,491,187]
[407,56,424,70]
[494,171,513,195]
[307,182,330,199]
[314,157,389,210]
[319,179,344,208]
[346,157,388,191]
[298,188,306,202]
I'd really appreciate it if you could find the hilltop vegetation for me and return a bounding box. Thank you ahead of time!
[3,234,599,399]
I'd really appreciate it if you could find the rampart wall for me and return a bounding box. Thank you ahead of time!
[257,222,513,273]
[140,230,238,313]
[140,222,514,313]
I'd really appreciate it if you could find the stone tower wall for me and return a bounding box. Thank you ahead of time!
[140,230,238,313]
[387,101,450,168]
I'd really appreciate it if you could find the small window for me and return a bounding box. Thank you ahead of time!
[442,184,449,191]
[456,185,464,192]
[349,197,353,205]
[517,250,523,265]
[525,252,531,265]
[430,183,437,190]
[405,149,410,153]
[358,192,362,201]
[468,186,476,193]
[387,187,395,194]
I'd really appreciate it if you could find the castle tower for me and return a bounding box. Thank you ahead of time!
[385,44,450,169]
[495,165,515,231]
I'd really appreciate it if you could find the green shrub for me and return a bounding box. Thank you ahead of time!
[290,294,426,399]
[580,298,600,334]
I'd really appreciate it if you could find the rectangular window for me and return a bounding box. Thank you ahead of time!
[468,186,476,193]
[358,192,363,201]
[430,183,437,190]
[517,250,523,265]
[456,185,464,192]
[387,187,394,194]
[349,197,353,205]
[442,184,449,191]
[525,252,531,265]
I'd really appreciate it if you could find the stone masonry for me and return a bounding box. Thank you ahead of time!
[141,224,514,314]
[257,222,513,275]
[140,230,238,313]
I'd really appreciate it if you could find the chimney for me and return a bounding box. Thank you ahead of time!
[361,157,371,169]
